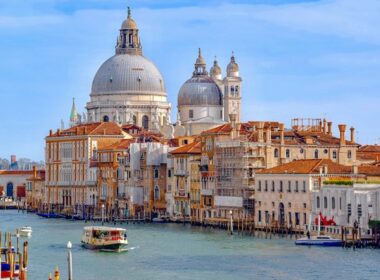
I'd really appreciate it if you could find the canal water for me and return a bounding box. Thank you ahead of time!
[1,210,380,280]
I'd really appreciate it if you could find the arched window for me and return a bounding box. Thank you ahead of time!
[333,151,337,159]
[142,115,149,130]
[332,197,336,209]
[274,148,279,158]
[154,186,160,201]
[103,115,109,122]
[324,196,328,208]
[317,196,320,208]
[132,115,137,125]
[314,149,319,159]
[286,149,290,158]
[347,150,352,159]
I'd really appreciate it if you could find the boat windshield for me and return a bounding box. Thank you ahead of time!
[316,236,331,240]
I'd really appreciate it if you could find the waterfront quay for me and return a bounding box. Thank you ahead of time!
[1,210,380,280]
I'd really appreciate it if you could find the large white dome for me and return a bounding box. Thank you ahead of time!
[91,54,166,97]
[91,54,166,96]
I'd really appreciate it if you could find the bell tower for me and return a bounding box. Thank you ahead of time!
[223,52,242,123]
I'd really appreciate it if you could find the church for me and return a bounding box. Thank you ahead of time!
[70,8,242,137]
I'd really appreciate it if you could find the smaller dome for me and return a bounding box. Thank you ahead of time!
[210,58,221,77]
[195,48,206,66]
[227,53,239,77]
[178,76,222,106]
[121,7,137,30]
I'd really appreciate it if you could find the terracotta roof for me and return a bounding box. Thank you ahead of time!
[256,159,353,175]
[358,165,380,176]
[48,122,127,137]
[99,139,135,151]
[121,124,142,135]
[359,145,380,152]
[170,141,201,155]
[0,170,34,176]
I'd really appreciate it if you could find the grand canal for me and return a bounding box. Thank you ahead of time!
[1,210,380,280]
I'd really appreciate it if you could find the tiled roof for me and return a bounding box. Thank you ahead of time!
[359,145,380,152]
[0,170,34,176]
[256,159,353,175]
[49,122,126,137]
[357,145,380,161]
[358,165,380,176]
[170,141,201,155]
[99,139,135,151]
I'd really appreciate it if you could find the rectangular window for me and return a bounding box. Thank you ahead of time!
[288,181,291,192]
[295,212,300,226]
[258,180,262,191]
[189,110,194,119]
[295,181,299,192]
[302,181,306,193]
[271,181,275,192]
[258,210,262,222]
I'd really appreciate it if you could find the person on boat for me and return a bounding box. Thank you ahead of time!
[306,230,310,239]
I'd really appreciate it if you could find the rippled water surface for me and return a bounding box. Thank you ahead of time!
[1,210,380,280]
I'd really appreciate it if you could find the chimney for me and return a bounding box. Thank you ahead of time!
[279,123,285,145]
[327,122,332,136]
[57,129,61,136]
[258,122,264,143]
[49,129,53,136]
[323,119,327,133]
[338,124,346,146]
[350,127,355,143]
[33,165,37,178]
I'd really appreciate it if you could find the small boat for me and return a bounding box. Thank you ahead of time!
[81,226,128,252]
[18,226,32,237]
[295,213,342,247]
[37,213,65,219]
[1,262,20,279]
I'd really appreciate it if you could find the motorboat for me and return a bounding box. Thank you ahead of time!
[295,235,342,246]
[81,226,128,252]
[37,212,65,219]
[18,226,32,237]
[295,213,342,247]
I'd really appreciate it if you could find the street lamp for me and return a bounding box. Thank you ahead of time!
[67,241,73,280]
[101,204,105,225]
[229,210,233,235]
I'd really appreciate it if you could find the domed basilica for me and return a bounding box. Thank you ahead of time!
[177,49,242,135]
[73,8,242,137]
[85,8,171,131]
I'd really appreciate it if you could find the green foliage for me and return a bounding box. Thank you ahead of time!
[369,220,380,230]
[323,180,353,186]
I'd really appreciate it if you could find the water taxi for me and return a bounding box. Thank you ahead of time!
[295,235,342,246]
[81,226,128,252]
[18,226,32,237]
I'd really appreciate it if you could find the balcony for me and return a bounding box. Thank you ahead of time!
[174,170,188,176]
[200,189,213,196]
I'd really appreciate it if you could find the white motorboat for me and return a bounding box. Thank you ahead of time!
[295,235,342,246]
[18,226,32,237]
[295,213,342,247]
[81,226,128,252]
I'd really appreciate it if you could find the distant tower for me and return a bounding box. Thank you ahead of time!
[223,52,242,123]
[70,98,79,127]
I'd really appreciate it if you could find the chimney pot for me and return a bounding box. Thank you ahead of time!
[327,122,332,136]
[338,124,347,146]
[350,127,355,143]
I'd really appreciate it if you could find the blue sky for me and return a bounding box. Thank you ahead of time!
[0,0,379,160]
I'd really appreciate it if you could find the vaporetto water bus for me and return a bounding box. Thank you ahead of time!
[81,226,128,252]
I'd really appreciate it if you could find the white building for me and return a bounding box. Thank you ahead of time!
[312,184,380,232]
[86,8,171,132]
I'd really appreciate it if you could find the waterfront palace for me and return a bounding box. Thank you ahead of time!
[2,9,380,234]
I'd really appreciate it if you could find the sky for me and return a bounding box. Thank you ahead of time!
[0,0,379,161]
